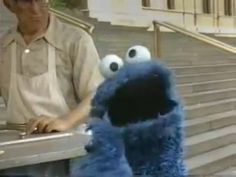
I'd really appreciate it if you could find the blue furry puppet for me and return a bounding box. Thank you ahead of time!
[70,46,187,177]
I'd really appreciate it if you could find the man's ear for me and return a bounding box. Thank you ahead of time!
[3,0,16,13]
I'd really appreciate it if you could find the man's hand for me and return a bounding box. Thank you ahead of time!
[26,116,73,134]
[26,93,94,134]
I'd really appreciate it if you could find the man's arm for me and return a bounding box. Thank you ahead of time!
[50,92,94,131]
[60,31,104,127]
[27,93,94,133]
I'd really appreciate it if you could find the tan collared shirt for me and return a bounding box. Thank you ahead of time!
[0,14,103,109]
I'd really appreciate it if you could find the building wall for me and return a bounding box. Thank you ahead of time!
[86,0,236,34]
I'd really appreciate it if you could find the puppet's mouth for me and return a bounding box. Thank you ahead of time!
[107,75,175,126]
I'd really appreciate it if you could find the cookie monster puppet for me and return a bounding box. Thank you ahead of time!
[70,46,187,177]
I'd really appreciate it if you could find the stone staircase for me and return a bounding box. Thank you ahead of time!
[158,31,236,176]
[171,63,236,175]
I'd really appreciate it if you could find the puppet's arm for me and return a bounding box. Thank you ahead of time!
[156,107,187,177]
[70,119,132,177]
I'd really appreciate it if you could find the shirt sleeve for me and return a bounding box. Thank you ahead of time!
[72,32,104,100]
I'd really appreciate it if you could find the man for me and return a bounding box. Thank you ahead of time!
[0,0,103,134]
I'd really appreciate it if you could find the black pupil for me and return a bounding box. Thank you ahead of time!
[129,49,136,58]
[110,62,119,72]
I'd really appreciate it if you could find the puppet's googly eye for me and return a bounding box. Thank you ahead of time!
[99,55,124,78]
[125,45,151,63]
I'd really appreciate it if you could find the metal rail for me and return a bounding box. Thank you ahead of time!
[153,21,236,54]
[49,8,94,34]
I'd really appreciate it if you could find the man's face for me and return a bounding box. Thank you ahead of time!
[5,0,49,32]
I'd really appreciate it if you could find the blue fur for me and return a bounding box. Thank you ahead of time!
[71,60,187,177]
[121,106,186,176]
[70,119,132,177]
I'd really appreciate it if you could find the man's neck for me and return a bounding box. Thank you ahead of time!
[18,17,50,45]
[20,30,43,45]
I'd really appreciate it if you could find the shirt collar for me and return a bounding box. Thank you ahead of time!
[44,14,64,50]
[2,27,17,47]
[2,14,64,51]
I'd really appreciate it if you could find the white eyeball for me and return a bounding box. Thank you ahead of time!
[125,45,151,63]
[99,55,124,78]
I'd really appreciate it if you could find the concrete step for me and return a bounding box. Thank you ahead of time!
[177,71,236,84]
[183,88,236,106]
[172,64,236,75]
[215,166,236,176]
[185,111,236,136]
[185,98,236,119]
[185,125,236,158]
[187,144,236,175]
[178,78,236,95]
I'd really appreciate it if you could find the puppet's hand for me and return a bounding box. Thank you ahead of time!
[85,118,122,154]
[70,118,133,177]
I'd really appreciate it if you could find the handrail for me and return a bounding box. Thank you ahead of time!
[49,8,95,34]
[153,21,236,54]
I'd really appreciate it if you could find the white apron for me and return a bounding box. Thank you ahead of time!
[7,42,70,124]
